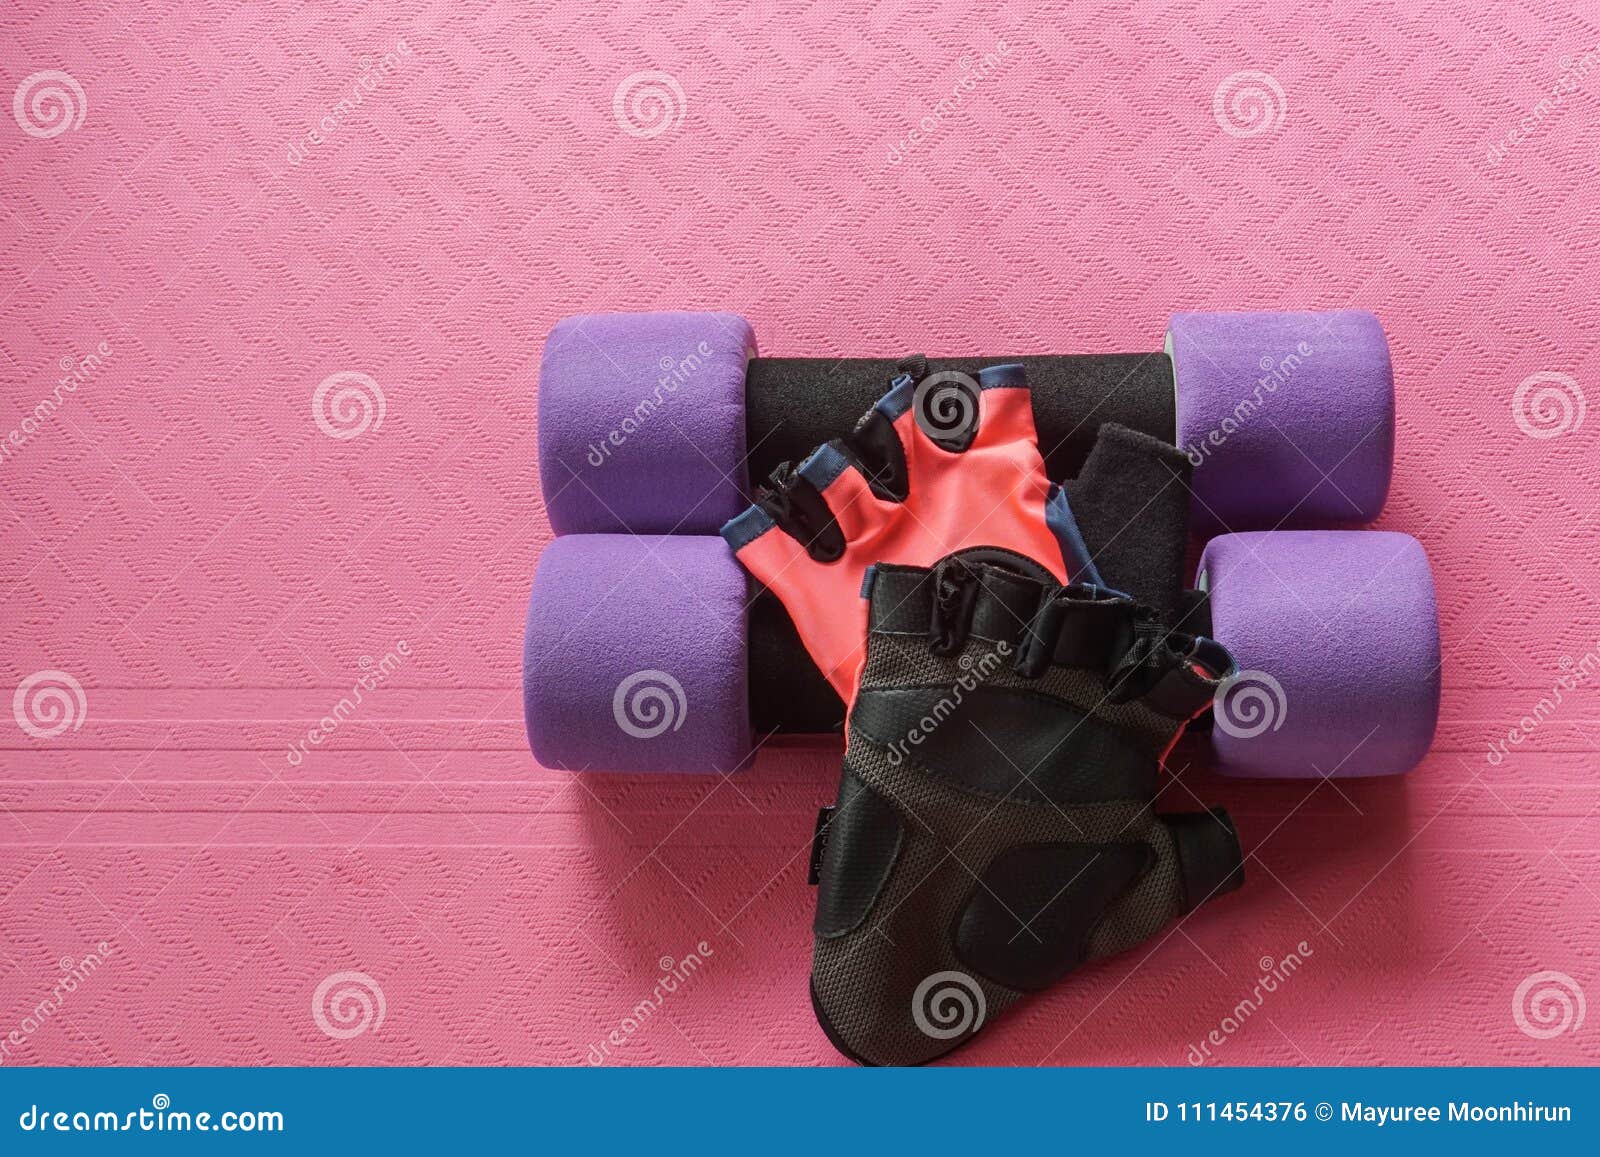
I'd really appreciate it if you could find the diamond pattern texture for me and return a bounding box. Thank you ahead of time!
[2,0,1599,1065]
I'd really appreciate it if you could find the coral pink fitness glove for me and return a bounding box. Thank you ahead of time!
[720,362,1099,705]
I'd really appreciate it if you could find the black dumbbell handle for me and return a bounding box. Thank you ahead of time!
[745,353,1175,492]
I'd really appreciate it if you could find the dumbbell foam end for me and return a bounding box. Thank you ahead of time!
[524,534,754,773]
[538,312,756,535]
[1200,530,1439,778]
[1168,310,1394,531]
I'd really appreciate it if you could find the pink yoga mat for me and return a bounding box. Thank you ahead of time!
[2,0,1597,1065]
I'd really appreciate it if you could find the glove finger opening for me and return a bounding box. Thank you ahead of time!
[735,441,895,563]
[963,364,1041,453]
[801,442,898,544]
[842,402,911,502]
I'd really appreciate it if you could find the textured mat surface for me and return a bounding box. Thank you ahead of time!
[3,0,1599,1066]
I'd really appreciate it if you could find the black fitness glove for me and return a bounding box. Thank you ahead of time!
[809,552,1245,1065]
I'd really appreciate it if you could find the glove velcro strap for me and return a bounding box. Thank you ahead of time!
[812,769,905,938]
